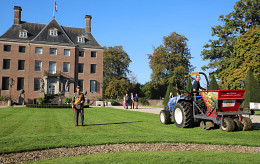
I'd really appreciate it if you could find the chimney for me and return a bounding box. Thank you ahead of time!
[85,15,92,33]
[14,6,22,24]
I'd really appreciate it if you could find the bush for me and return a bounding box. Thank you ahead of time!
[64,97,72,104]
[139,97,149,106]
[163,84,175,106]
[108,99,117,105]
[26,104,89,108]
[209,75,219,90]
[36,97,45,104]
[0,95,9,102]
[96,97,103,101]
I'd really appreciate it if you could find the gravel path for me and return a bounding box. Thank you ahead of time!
[1,143,259,163]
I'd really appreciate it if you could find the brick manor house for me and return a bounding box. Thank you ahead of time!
[0,6,104,104]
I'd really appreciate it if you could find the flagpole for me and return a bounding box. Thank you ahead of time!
[53,0,55,18]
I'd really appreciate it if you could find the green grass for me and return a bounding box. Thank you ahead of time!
[0,107,259,154]
[254,110,260,115]
[31,151,260,164]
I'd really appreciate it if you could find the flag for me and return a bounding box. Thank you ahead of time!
[54,1,58,12]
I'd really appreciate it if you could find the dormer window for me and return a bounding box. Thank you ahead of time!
[77,36,85,43]
[19,30,28,38]
[49,28,58,36]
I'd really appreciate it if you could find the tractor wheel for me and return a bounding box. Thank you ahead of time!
[241,117,252,131]
[233,118,243,131]
[221,117,235,132]
[160,110,171,124]
[173,101,193,128]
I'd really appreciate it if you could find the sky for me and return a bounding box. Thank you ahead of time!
[0,0,238,86]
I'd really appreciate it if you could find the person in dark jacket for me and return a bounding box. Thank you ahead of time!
[135,94,139,109]
[192,75,206,95]
[72,86,85,126]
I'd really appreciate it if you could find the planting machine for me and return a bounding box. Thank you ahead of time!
[160,72,252,132]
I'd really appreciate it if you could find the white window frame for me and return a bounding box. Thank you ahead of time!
[77,36,85,43]
[49,29,58,36]
[50,48,57,55]
[64,49,70,56]
[90,80,96,93]
[35,47,43,54]
[49,61,57,74]
[35,61,42,72]
[63,62,70,73]
[19,31,28,38]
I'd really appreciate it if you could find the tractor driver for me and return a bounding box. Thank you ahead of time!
[192,75,206,95]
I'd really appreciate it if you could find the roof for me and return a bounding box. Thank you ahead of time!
[0,18,103,49]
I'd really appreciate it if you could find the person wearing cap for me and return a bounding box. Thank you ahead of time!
[72,85,85,126]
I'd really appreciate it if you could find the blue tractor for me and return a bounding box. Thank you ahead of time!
[159,72,252,132]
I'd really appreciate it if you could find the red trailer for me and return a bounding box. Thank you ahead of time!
[196,90,252,131]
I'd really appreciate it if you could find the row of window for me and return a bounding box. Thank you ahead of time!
[1,77,97,93]
[2,45,97,57]
[2,59,97,74]
[19,29,87,44]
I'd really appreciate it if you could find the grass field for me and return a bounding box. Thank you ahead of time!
[0,107,259,154]
[254,110,260,115]
[32,151,260,164]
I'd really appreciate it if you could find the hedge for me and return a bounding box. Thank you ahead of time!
[26,104,89,108]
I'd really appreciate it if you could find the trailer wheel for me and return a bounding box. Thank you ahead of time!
[233,118,243,131]
[241,117,252,131]
[200,121,206,130]
[173,101,193,128]
[221,117,235,132]
[160,110,171,124]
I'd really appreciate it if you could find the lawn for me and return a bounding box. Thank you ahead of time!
[0,107,259,154]
[32,151,260,164]
[254,110,260,115]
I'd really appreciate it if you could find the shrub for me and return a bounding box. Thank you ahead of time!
[36,97,45,104]
[163,84,175,106]
[139,97,149,106]
[64,97,72,104]
[26,104,89,108]
[109,99,117,105]
[0,95,9,102]
[96,97,103,101]
[209,75,219,90]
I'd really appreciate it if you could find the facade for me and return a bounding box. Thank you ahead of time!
[0,6,104,104]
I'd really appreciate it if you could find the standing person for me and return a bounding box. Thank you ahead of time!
[72,86,85,126]
[192,75,206,95]
[135,93,139,109]
[169,92,173,99]
[123,95,126,109]
[130,93,134,109]
[125,94,129,109]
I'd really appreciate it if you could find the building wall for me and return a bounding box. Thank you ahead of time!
[78,48,103,100]
[0,41,103,103]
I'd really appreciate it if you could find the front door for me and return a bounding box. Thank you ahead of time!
[48,85,55,94]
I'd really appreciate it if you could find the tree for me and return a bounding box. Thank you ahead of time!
[186,78,193,93]
[148,32,192,89]
[163,83,175,106]
[104,77,131,99]
[221,27,260,89]
[201,0,260,86]
[244,69,260,108]
[103,46,132,99]
[209,75,219,90]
